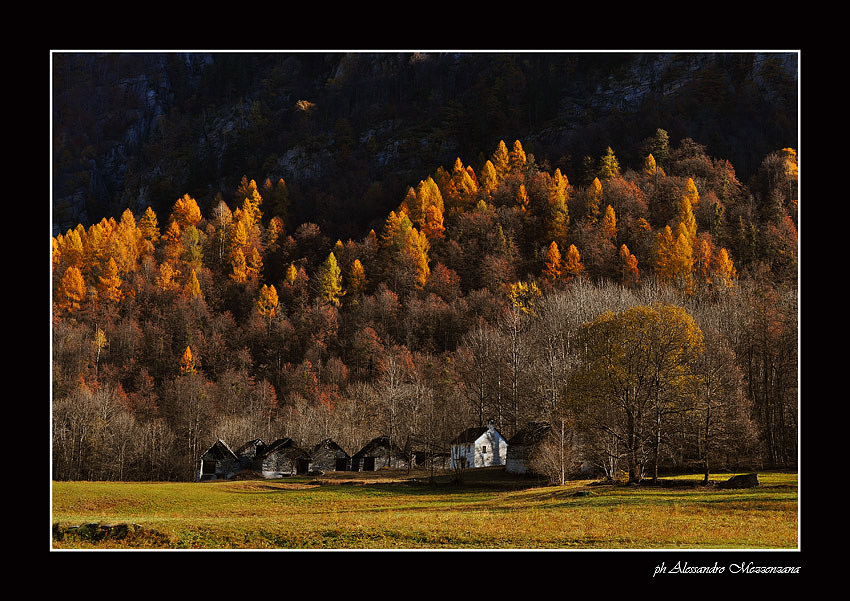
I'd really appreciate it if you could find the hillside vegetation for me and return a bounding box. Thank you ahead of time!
[52,129,798,483]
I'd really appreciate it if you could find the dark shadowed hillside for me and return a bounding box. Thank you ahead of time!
[52,51,797,239]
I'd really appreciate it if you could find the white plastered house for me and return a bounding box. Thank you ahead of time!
[450,423,508,469]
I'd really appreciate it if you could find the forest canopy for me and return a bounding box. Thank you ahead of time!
[51,133,798,483]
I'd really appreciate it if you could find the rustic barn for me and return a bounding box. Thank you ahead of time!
[310,438,351,472]
[351,436,408,471]
[197,439,240,481]
[505,422,553,474]
[254,438,312,477]
[450,423,508,470]
[235,438,268,468]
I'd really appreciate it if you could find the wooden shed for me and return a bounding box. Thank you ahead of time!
[310,438,351,472]
[351,436,408,471]
[505,422,552,474]
[197,439,240,481]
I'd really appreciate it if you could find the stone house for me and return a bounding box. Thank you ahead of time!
[197,439,241,481]
[197,437,311,480]
[253,437,311,477]
[350,436,408,471]
[449,423,508,470]
[505,422,553,474]
[310,438,351,472]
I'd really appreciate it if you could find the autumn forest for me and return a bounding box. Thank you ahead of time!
[51,118,799,484]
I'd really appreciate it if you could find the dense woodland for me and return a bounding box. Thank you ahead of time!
[51,131,798,483]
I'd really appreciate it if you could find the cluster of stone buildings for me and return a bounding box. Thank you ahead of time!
[197,422,554,481]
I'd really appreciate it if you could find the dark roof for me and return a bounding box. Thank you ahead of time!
[201,439,238,460]
[507,422,552,446]
[261,437,309,459]
[451,426,489,444]
[311,438,350,456]
[351,436,408,460]
[235,438,267,456]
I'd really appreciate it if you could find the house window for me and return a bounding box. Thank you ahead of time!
[481,446,487,454]
[202,460,216,475]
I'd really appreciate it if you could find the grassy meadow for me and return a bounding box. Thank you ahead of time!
[51,468,798,550]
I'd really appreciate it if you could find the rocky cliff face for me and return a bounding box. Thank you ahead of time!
[51,51,797,237]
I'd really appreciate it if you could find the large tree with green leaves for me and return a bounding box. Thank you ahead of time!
[569,303,704,483]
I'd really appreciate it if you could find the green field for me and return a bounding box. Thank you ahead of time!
[51,469,798,550]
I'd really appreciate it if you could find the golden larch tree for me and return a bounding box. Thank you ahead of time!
[230,247,248,283]
[601,204,617,242]
[139,206,161,246]
[56,265,86,314]
[317,251,345,306]
[257,284,279,319]
[97,257,123,304]
[491,140,511,180]
[180,345,196,374]
[585,177,603,224]
[348,259,367,297]
[510,140,527,172]
[515,184,530,213]
[619,244,639,287]
[478,160,499,198]
[712,248,738,292]
[422,204,445,240]
[171,194,202,229]
[400,226,431,289]
[508,280,542,317]
[599,146,620,180]
[562,244,585,280]
[156,262,180,291]
[183,269,203,300]
[683,177,700,210]
[644,153,657,176]
[542,241,563,282]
